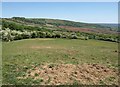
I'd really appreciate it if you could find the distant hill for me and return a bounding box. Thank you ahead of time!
[2,17,118,34]
[98,23,118,27]
[96,23,118,31]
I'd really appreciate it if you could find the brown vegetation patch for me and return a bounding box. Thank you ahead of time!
[59,26,117,34]
[18,63,118,85]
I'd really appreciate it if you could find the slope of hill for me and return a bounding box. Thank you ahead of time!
[1,17,119,42]
[2,17,118,34]
[98,23,118,28]
[97,23,118,31]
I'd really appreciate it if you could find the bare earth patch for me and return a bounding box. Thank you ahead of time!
[31,46,52,49]
[17,63,118,85]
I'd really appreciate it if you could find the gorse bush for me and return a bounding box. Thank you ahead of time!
[1,28,119,43]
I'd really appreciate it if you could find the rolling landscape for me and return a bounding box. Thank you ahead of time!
[1,17,119,85]
[1,2,119,86]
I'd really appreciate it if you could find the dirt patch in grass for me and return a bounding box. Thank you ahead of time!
[64,49,79,55]
[31,46,52,49]
[17,63,118,85]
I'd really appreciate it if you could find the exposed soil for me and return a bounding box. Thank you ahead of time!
[31,46,52,49]
[17,63,118,85]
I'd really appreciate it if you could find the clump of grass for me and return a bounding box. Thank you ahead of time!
[46,76,51,84]
[33,78,43,84]
[73,80,80,85]
[34,73,39,77]
[48,64,56,68]
[99,79,106,85]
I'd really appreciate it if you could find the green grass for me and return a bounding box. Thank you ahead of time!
[2,38,118,84]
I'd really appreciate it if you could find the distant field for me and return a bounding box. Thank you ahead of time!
[2,38,118,85]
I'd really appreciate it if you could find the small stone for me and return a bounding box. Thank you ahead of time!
[74,71,77,74]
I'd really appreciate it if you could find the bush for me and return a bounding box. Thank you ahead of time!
[1,26,118,43]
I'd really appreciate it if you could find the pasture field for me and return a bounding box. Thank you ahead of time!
[2,38,118,85]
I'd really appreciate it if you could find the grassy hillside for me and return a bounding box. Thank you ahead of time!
[1,17,119,43]
[3,17,116,33]
[97,23,118,31]
[2,38,118,85]
[2,17,119,85]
